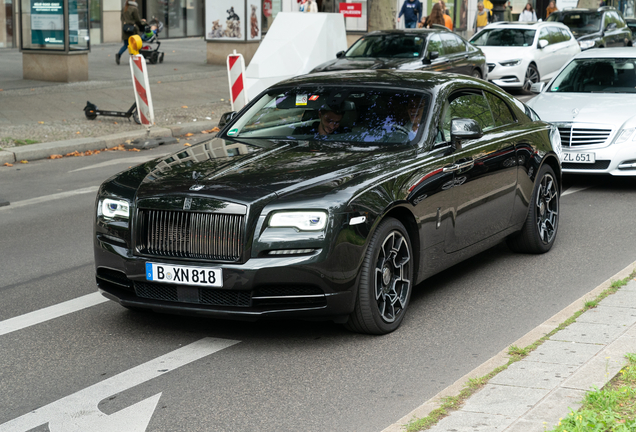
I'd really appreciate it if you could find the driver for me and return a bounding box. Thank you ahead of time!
[317,109,344,136]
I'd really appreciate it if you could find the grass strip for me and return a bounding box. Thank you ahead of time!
[405,271,636,432]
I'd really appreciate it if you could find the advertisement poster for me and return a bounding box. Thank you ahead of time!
[248,1,261,40]
[206,0,246,41]
[31,0,64,45]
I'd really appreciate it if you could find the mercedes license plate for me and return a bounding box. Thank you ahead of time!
[145,263,222,287]
[563,152,595,164]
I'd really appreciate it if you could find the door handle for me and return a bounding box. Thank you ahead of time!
[456,160,474,170]
[443,164,459,172]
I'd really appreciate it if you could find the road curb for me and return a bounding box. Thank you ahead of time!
[382,260,636,432]
[0,120,220,164]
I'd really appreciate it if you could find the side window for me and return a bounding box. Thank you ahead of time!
[538,28,551,46]
[603,12,612,29]
[441,33,466,54]
[427,34,446,56]
[548,27,562,44]
[612,12,625,27]
[485,92,516,127]
[560,28,572,41]
[442,91,495,139]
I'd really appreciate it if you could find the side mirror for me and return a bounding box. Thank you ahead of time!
[530,82,545,94]
[218,111,237,128]
[336,50,345,58]
[423,51,439,64]
[605,22,617,31]
[539,39,549,49]
[450,118,483,143]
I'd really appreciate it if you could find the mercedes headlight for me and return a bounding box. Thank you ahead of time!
[615,128,636,144]
[499,59,522,67]
[98,198,130,219]
[269,211,327,231]
[578,40,595,50]
[550,125,563,161]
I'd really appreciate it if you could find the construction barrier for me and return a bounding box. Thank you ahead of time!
[227,51,247,111]
[128,35,155,127]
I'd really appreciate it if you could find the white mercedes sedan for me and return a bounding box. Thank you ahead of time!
[527,48,636,175]
[470,22,580,92]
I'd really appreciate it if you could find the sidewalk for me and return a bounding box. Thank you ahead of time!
[0,38,232,164]
[384,263,636,432]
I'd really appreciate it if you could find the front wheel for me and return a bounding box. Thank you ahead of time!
[507,164,559,254]
[345,218,413,335]
[522,64,540,92]
[471,69,482,79]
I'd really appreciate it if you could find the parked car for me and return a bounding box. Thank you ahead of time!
[310,27,488,79]
[546,6,633,50]
[94,70,562,334]
[527,48,636,175]
[625,17,636,39]
[470,21,580,92]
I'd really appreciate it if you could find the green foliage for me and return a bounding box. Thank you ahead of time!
[1,137,39,146]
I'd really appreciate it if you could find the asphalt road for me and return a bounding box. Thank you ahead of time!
[1,143,636,431]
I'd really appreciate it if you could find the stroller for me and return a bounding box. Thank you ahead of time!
[139,17,164,64]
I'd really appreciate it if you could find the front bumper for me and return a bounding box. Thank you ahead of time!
[487,62,526,89]
[94,238,360,322]
[561,140,636,175]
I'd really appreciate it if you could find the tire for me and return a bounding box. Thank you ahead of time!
[345,217,413,335]
[522,64,540,93]
[471,69,482,79]
[507,164,559,254]
[150,52,159,64]
[84,108,97,120]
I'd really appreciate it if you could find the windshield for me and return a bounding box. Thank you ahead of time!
[470,28,536,47]
[345,34,427,58]
[548,12,601,35]
[548,58,636,93]
[226,87,431,145]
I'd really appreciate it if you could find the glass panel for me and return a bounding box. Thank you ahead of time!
[89,0,100,44]
[335,0,367,32]
[167,0,186,37]
[426,33,445,55]
[470,28,536,47]
[186,0,202,35]
[485,92,515,127]
[70,0,89,49]
[1,0,14,47]
[145,0,166,37]
[445,92,494,134]
[21,0,65,49]
[346,34,425,58]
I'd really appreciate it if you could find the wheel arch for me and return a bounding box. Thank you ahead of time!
[540,154,562,195]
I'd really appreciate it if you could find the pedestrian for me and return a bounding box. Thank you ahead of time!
[439,0,453,29]
[474,2,491,32]
[116,0,142,65]
[518,3,537,21]
[483,0,494,20]
[307,0,319,12]
[425,3,446,28]
[398,0,423,29]
[546,0,558,17]
[503,0,513,21]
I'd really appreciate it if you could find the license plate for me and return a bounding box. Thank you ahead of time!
[563,152,595,164]
[146,263,222,287]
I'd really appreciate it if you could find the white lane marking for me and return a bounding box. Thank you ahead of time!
[0,337,240,432]
[562,185,593,196]
[0,186,100,210]
[0,292,108,336]
[69,156,154,173]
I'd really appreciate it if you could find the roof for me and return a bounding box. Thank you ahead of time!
[483,21,571,30]
[574,47,636,59]
[363,27,451,37]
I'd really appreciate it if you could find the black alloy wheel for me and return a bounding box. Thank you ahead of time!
[345,217,413,334]
[523,64,540,92]
[507,164,559,253]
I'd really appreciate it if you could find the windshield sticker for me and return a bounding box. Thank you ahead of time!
[309,95,320,101]
[296,94,308,106]
[227,128,239,136]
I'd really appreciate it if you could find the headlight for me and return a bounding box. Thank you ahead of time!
[98,198,130,219]
[550,125,563,161]
[499,59,522,67]
[578,40,595,50]
[269,211,327,231]
[615,128,636,144]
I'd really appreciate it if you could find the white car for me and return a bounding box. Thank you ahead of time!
[470,22,581,91]
[527,48,636,175]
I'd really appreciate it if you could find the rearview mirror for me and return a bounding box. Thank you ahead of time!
[218,111,237,128]
[450,118,483,142]
[336,50,345,58]
[605,22,617,31]
[530,82,545,94]
[539,39,549,49]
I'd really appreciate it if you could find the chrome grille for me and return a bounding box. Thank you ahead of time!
[558,127,612,147]
[137,210,245,261]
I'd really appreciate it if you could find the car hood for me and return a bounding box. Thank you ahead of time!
[312,56,417,72]
[134,137,409,206]
[527,93,636,127]
[478,46,531,63]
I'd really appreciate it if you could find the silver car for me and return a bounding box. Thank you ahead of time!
[527,48,636,175]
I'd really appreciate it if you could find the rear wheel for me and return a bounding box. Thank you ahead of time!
[345,218,413,335]
[522,64,540,92]
[507,164,559,254]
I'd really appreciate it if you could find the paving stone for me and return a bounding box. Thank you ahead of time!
[600,288,636,308]
[489,361,578,389]
[428,411,514,431]
[525,340,604,366]
[576,305,636,327]
[550,321,626,345]
[461,384,549,417]
[515,387,586,428]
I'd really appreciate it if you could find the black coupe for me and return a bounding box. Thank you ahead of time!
[310,28,488,80]
[94,71,562,334]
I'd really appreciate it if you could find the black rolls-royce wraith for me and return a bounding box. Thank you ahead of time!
[94,70,562,334]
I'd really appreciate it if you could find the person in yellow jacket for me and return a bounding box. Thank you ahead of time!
[474,2,491,33]
[483,0,494,17]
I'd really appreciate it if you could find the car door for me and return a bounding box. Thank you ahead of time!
[423,33,451,72]
[440,33,470,75]
[603,12,620,46]
[440,90,519,253]
[535,27,561,79]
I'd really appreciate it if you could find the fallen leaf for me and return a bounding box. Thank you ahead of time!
[49,154,63,159]
[114,121,118,125]
[174,68,178,70]
[184,143,191,146]
[157,81,161,84]
[38,121,44,124]
[20,160,28,164]
[172,50,175,53]
[76,131,81,134]
[181,105,188,108]
[201,127,220,134]
[185,132,194,137]
[220,98,225,102]
[130,148,141,152]
[31,88,35,91]
[0,89,3,91]
[4,162,13,167]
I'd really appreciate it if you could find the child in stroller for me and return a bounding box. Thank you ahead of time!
[139,17,164,64]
